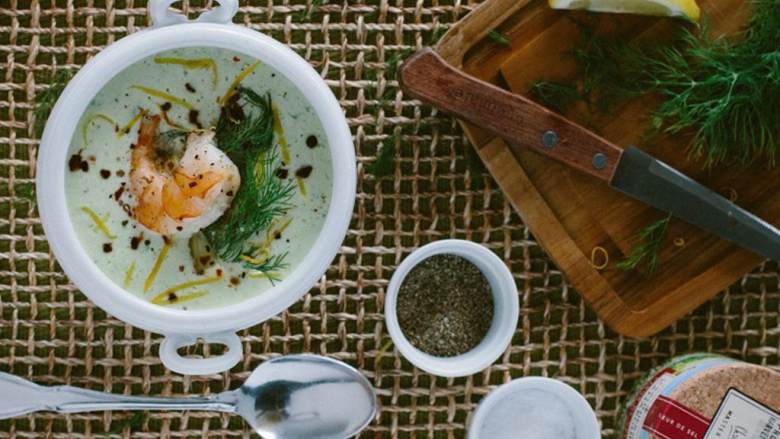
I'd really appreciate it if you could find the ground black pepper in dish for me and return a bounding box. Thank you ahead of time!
[396,254,493,357]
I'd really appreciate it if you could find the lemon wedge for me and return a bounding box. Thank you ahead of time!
[548,0,700,22]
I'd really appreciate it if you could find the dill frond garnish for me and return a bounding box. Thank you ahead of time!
[35,69,74,136]
[617,214,671,275]
[488,30,511,47]
[204,87,295,275]
[368,132,397,178]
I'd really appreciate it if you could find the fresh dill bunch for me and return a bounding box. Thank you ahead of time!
[617,214,671,275]
[34,69,74,136]
[368,133,397,178]
[204,88,295,266]
[640,3,780,166]
[529,81,581,114]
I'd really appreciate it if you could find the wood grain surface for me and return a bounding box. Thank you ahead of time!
[433,0,768,336]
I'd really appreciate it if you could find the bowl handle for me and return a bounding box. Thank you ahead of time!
[159,332,242,375]
[149,0,239,28]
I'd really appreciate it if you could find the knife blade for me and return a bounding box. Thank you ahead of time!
[610,146,780,260]
[398,47,780,260]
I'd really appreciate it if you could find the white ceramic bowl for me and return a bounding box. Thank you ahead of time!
[35,0,356,375]
[468,377,600,439]
[384,240,519,377]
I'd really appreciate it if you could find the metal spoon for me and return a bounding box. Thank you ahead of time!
[0,354,377,439]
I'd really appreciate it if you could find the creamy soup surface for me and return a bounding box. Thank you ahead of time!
[65,47,333,310]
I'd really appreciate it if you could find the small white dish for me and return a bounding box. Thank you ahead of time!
[468,377,600,439]
[35,0,356,375]
[384,239,519,377]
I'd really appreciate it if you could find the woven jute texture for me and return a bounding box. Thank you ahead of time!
[1,1,779,438]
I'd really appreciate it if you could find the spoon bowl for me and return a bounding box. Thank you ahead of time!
[237,355,377,438]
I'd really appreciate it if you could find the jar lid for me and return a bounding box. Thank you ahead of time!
[468,377,600,439]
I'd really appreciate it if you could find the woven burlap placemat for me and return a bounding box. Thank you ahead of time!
[1,1,779,437]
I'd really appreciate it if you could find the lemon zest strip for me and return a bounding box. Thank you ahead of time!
[149,275,222,304]
[124,261,136,288]
[131,85,193,110]
[272,104,291,165]
[81,206,116,239]
[152,290,210,306]
[143,241,172,293]
[81,113,117,146]
[296,176,308,197]
[219,61,260,106]
[589,246,609,270]
[117,110,146,137]
[154,57,219,88]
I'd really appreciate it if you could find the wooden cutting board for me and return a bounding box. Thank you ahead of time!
[433,0,771,336]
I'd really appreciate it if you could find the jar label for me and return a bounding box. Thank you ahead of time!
[643,395,710,439]
[703,389,780,439]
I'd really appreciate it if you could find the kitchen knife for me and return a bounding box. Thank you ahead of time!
[398,48,780,261]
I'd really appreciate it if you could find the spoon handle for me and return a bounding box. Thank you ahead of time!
[0,372,238,419]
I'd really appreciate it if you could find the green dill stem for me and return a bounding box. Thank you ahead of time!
[488,30,511,47]
[369,132,397,178]
[34,69,74,136]
[617,214,672,275]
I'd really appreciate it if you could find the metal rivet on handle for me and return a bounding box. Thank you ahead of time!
[592,153,608,170]
[542,130,558,149]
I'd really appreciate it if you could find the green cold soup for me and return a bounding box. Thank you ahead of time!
[65,47,333,310]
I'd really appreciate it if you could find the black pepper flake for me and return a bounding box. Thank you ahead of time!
[69,152,90,172]
[179,265,185,272]
[168,292,178,302]
[225,191,234,197]
[188,181,198,188]
[306,135,318,148]
[144,239,151,246]
[185,82,196,93]
[188,109,202,129]
[130,234,143,250]
[275,168,289,179]
[295,165,313,179]
[161,102,172,112]
[100,169,111,179]
[396,254,493,357]
[233,56,241,62]
[116,169,126,177]
[230,276,240,287]
[216,268,223,277]
[102,243,113,253]
[121,220,129,226]
[176,226,183,231]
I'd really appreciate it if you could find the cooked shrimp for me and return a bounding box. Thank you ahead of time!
[130,115,240,237]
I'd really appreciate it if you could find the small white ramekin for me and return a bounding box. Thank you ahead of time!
[384,240,519,377]
[35,0,356,375]
[468,377,601,439]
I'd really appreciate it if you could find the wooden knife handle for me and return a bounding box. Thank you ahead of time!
[398,48,624,182]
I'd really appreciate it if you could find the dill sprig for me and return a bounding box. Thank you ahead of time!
[487,30,511,47]
[369,133,397,178]
[34,69,74,136]
[617,214,671,275]
[204,88,295,274]
[641,4,780,166]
